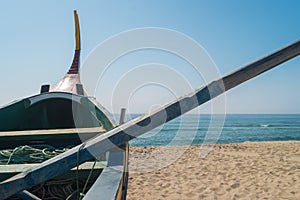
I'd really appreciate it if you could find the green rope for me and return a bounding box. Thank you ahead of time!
[0,145,100,199]
[0,145,69,164]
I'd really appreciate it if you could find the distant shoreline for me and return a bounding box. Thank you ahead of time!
[129,114,300,146]
[130,139,300,147]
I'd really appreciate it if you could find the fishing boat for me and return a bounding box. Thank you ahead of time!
[0,11,128,200]
[0,10,115,148]
[0,9,300,200]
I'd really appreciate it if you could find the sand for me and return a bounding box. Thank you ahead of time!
[127,141,300,200]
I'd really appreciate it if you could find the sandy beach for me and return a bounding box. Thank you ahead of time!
[127,141,300,200]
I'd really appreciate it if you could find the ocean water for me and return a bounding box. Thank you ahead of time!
[126,114,300,146]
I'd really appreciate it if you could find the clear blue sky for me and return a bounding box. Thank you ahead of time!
[0,1,299,114]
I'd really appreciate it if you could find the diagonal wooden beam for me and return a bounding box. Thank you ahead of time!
[1,39,300,199]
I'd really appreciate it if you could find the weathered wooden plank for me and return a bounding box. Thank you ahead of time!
[222,40,300,91]
[0,127,105,137]
[0,127,105,149]
[0,161,106,173]
[83,167,123,200]
[0,162,107,182]
[0,39,300,199]
[83,146,126,200]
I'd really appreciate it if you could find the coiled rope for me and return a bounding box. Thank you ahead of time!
[0,145,98,200]
[0,145,68,164]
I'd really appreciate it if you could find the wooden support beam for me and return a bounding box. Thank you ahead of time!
[0,39,300,199]
[119,108,126,125]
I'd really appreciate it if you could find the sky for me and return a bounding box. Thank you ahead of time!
[0,0,300,114]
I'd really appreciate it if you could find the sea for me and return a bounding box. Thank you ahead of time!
[124,114,300,146]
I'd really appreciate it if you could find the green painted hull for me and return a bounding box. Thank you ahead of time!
[0,92,115,149]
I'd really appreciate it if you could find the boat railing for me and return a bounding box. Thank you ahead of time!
[83,143,129,200]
